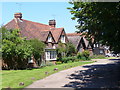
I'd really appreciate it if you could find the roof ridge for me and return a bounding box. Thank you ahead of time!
[22,19,52,28]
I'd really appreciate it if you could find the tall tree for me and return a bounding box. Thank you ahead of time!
[27,39,45,65]
[68,2,120,53]
[2,27,33,69]
[66,42,76,56]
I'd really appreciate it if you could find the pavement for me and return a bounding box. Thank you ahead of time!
[25,59,120,88]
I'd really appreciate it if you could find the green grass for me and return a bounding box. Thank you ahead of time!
[2,61,94,89]
[90,55,118,59]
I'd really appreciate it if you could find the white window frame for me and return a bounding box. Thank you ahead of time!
[96,44,99,47]
[94,44,96,47]
[46,50,57,60]
[61,35,65,43]
[48,36,52,42]
[100,50,103,54]
[28,57,34,63]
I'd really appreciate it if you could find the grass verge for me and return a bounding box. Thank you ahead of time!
[2,61,94,88]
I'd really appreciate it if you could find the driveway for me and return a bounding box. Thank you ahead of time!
[25,59,120,88]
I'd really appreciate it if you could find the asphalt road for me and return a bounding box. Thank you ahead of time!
[25,59,120,89]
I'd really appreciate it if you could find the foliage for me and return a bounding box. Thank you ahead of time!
[55,61,62,65]
[77,50,90,60]
[66,42,77,56]
[27,39,45,65]
[2,27,33,69]
[68,2,120,53]
[60,56,77,63]
[77,52,83,59]
[57,42,66,60]
[82,50,90,60]
[57,42,76,61]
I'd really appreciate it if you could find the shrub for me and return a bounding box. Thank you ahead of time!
[77,52,83,59]
[82,50,90,60]
[77,50,90,60]
[56,61,62,65]
[60,56,77,63]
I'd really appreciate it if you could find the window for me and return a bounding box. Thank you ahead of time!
[96,44,99,47]
[48,36,52,42]
[28,57,34,63]
[61,35,65,43]
[46,50,57,60]
[100,50,103,54]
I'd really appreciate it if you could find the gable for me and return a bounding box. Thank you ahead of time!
[67,35,82,49]
[58,29,69,43]
[46,31,55,43]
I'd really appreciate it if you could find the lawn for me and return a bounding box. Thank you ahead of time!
[90,55,118,59]
[2,61,94,89]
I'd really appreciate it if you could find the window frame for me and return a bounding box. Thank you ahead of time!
[46,50,57,60]
[61,35,65,43]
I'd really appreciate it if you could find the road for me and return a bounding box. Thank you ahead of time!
[25,59,120,89]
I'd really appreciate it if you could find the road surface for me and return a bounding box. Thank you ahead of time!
[25,59,120,88]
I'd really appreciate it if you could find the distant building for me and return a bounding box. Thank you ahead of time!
[93,43,110,56]
[66,33,93,56]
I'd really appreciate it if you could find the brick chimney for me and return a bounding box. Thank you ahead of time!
[49,20,56,27]
[14,12,22,19]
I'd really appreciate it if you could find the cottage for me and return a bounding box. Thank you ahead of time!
[67,33,93,55]
[4,13,69,66]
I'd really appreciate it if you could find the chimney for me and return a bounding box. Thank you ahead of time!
[49,20,56,27]
[14,12,22,19]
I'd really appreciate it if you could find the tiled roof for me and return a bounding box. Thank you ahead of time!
[67,33,91,49]
[5,18,64,43]
[66,33,82,36]
[67,35,82,49]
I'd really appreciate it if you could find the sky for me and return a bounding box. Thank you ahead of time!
[1,2,79,33]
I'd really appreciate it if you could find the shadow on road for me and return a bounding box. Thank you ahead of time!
[63,59,120,88]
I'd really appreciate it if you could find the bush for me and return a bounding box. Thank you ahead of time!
[59,56,77,63]
[55,61,62,65]
[77,50,90,60]
[82,50,90,60]
[77,52,83,59]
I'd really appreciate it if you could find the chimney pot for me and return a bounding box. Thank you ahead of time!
[14,12,22,19]
[49,20,56,27]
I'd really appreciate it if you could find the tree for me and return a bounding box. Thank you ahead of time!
[68,2,120,53]
[66,42,76,56]
[27,39,45,66]
[2,27,33,69]
[57,42,66,60]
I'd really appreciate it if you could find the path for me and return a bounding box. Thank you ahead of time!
[25,59,120,88]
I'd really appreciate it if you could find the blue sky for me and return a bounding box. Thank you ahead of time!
[1,2,79,33]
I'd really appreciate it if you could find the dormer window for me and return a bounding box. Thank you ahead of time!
[48,36,52,42]
[61,35,65,43]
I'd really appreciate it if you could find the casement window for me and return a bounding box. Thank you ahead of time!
[28,57,34,63]
[94,44,96,47]
[100,50,103,54]
[61,35,65,43]
[48,36,52,42]
[94,43,99,47]
[96,44,99,47]
[46,50,57,60]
